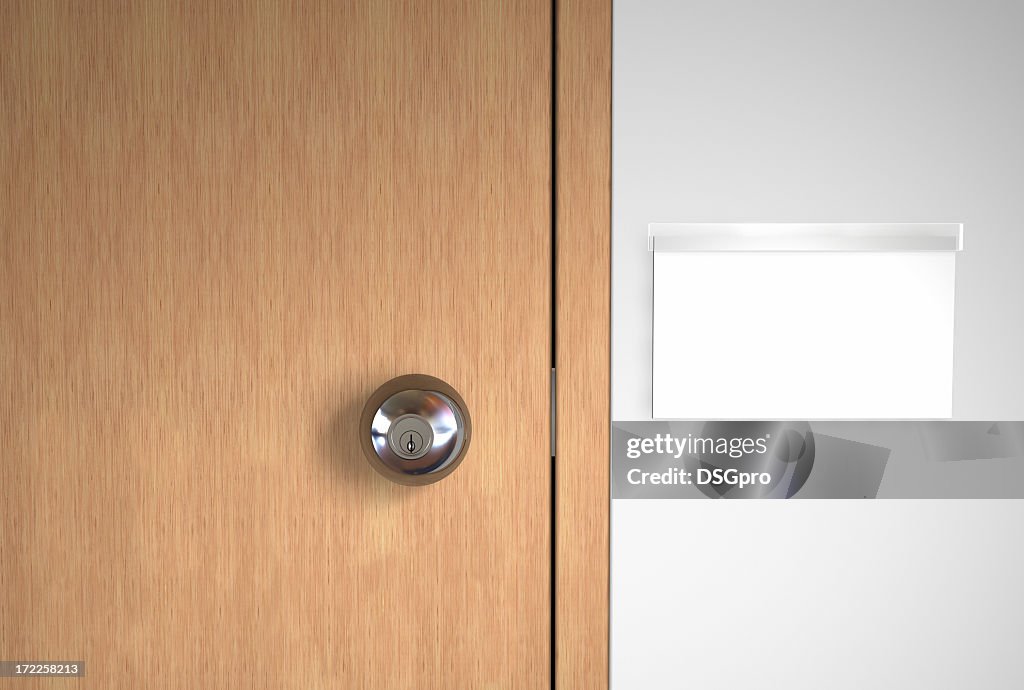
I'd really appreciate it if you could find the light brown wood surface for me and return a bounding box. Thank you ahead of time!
[0,1,551,687]
[555,0,612,688]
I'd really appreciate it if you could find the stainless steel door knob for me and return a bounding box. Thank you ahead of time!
[359,374,472,485]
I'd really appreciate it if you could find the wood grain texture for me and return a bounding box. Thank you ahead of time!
[555,0,611,687]
[0,1,551,688]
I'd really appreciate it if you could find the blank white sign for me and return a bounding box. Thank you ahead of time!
[653,251,956,419]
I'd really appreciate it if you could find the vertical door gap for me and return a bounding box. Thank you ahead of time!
[550,0,558,687]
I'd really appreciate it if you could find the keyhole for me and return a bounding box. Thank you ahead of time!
[388,420,429,459]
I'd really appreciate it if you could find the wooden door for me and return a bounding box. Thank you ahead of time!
[1,2,551,687]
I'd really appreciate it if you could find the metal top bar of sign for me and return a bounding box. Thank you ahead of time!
[648,223,964,252]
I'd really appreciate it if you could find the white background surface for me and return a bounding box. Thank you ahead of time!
[613,0,1024,421]
[612,501,1024,689]
[612,1,1024,687]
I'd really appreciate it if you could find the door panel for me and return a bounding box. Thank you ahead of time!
[0,2,551,687]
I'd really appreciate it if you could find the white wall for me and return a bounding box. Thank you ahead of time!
[612,2,1024,687]
[612,501,1024,689]
[614,0,1024,421]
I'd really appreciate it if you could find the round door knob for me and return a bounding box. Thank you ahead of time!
[359,374,472,485]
